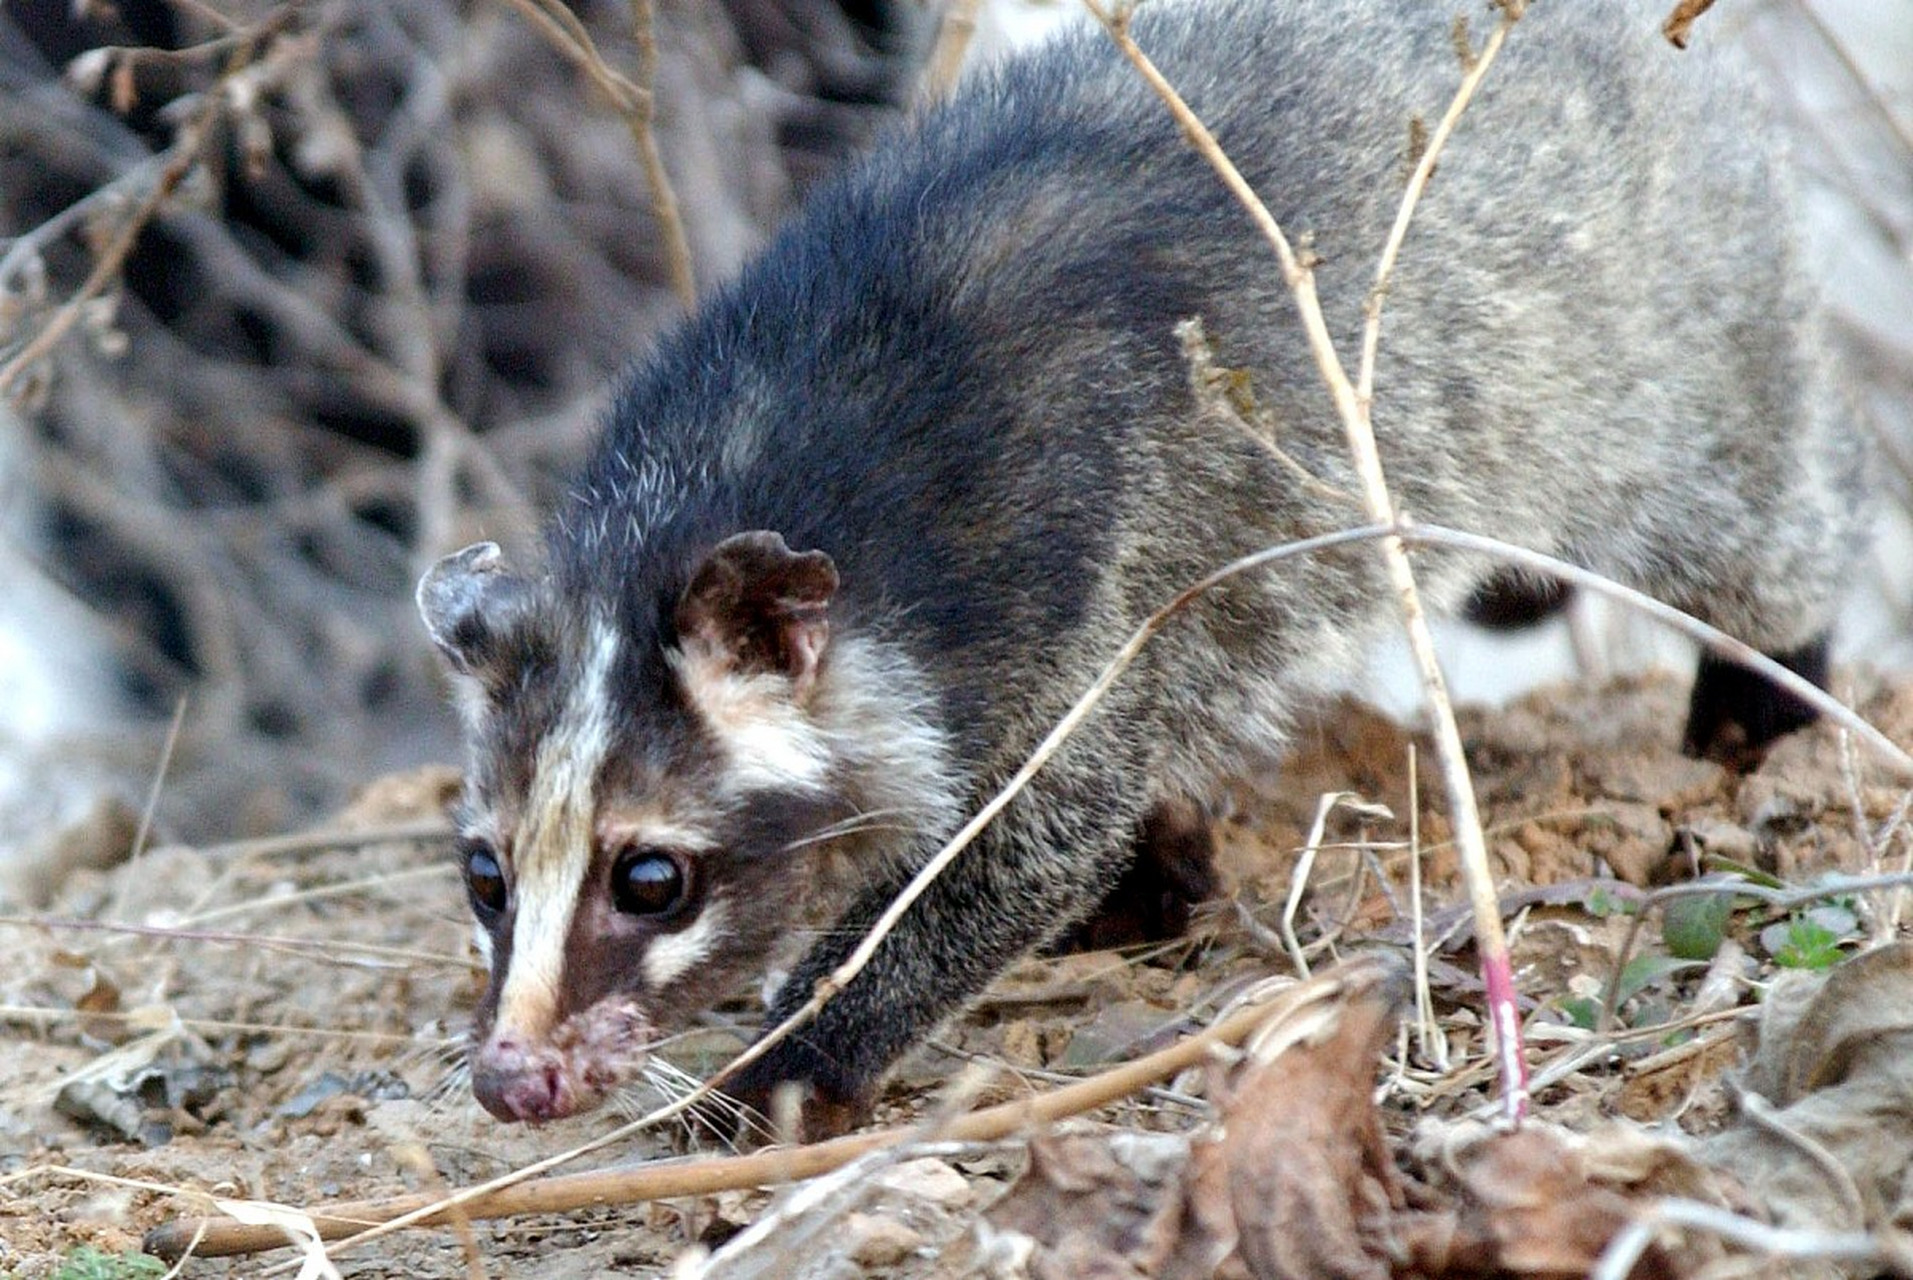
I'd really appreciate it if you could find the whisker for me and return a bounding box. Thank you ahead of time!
[628,1055,774,1149]
[779,808,919,853]
[423,1054,471,1105]
[612,1066,716,1148]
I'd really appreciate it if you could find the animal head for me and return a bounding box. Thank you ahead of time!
[417,531,853,1122]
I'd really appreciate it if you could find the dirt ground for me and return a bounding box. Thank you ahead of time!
[4,667,1913,1277]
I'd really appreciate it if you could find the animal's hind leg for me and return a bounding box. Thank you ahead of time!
[1681,633,1829,772]
[1046,797,1218,954]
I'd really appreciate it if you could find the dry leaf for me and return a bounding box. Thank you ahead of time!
[1702,942,1913,1234]
[984,954,1408,1279]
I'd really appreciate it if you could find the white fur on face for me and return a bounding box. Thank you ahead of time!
[641,897,728,991]
[451,671,490,733]
[605,818,720,854]
[494,619,619,1039]
[667,647,832,794]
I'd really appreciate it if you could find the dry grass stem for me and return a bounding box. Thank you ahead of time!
[1178,316,1352,503]
[194,819,456,863]
[176,864,457,928]
[124,697,187,871]
[1405,744,1448,1069]
[917,0,986,106]
[0,1006,445,1044]
[1398,523,1913,778]
[148,956,1398,1261]
[1594,1197,1910,1279]
[493,0,694,305]
[703,523,1395,1107]
[1083,0,1531,1122]
[1356,6,1519,400]
[1280,791,1391,975]
[0,913,471,970]
[626,0,696,306]
[0,115,211,396]
[1735,1088,1867,1226]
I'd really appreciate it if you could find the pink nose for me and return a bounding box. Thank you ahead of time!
[471,1039,571,1123]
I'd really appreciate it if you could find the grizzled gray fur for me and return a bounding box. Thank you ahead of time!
[418,0,1867,1134]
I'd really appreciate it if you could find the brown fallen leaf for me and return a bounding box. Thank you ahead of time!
[1702,941,1913,1236]
[983,1130,1224,1280]
[1202,955,1406,1280]
[1397,1120,1703,1277]
[982,952,1409,1280]
[1457,1128,1663,1277]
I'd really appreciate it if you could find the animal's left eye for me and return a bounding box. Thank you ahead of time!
[611,847,690,918]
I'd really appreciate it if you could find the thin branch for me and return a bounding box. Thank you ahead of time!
[0,114,210,396]
[0,913,470,970]
[1399,522,1913,777]
[193,818,454,863]
[1595,1196,1913,1279]
[0,3,304,393]
[143,955,1399,1261]
[494,0,645,109]
[706,525,1398,1099]
[0,1006,446,1045]
[916,0,985,106]
[627,0,696,306]
[492,0,695,304]
[129,696,189,864]
[1081,0,1532,1123]
[1357,11,1518,401]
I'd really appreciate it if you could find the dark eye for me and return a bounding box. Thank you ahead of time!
[612,847,690,917]
[461,840,508,919]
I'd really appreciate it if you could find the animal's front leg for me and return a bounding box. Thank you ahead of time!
[720,786,1143,1139]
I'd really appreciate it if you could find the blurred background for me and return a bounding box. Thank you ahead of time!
[0,0,1906,892]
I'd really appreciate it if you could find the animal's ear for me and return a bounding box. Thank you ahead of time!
[675,531,838,698]
[417,542,536,680]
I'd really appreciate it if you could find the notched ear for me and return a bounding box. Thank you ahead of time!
[417,541,536,680]
[676,531,838,698]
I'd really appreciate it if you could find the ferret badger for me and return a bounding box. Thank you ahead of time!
[419,0,1868,1134]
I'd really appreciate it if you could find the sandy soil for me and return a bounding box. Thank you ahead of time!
[3,668,1911,1276]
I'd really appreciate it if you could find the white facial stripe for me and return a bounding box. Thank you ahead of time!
[450,671,490,732]
[496,619,620,1038]
[470,919,495,967]
[605,819,719,853]
[668,647,832,793]
[642,898,728,991]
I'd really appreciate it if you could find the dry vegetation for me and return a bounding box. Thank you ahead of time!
[2,0,1913,1276]
[0,0,926,843]
[10,678,1913,1276]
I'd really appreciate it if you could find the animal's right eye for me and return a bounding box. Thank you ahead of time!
[460,840,508,919]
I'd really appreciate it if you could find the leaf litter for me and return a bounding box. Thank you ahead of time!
[4,671,1913,1276]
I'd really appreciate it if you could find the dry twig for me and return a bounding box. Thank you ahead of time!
[1081,0,1533,1123]
[144,954,1400,1261]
